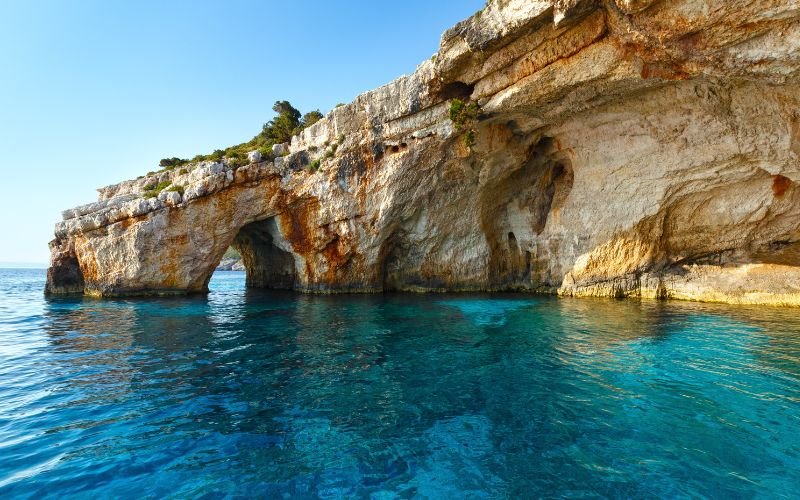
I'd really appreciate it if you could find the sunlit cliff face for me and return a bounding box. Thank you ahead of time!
[48,0,800,306]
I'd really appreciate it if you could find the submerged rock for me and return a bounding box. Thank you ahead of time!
[47,0,800,305]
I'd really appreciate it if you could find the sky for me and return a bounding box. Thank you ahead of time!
[0,0,483,265]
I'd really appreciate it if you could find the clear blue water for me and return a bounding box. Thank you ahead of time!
[1,268,799,498]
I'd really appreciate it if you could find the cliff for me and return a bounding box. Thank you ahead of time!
[47,0,800,305]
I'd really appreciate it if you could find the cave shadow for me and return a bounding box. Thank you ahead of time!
[217,217,297,291]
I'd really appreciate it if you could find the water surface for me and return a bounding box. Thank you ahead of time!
[1,269,799,497]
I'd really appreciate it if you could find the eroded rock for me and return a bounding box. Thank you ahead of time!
[47,0,800,305]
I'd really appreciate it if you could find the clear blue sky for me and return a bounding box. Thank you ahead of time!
[0,0,483,265]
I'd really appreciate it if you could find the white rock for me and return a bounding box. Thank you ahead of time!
[208,162,224,175]
[165,191,182,206]
[272,143,288,156]
[247,150,262,163]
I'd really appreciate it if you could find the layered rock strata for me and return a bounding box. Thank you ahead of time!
[48,0,800,305]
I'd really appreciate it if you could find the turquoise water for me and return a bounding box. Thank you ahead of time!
[1,269,799,498]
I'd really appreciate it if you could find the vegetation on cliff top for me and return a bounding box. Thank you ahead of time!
[143,180,172,198]
[154,96,480,175]
[154,96,481,175]
[158,101,324,172]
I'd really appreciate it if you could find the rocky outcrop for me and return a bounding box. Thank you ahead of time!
[216,257,244,272]
[47,0,800,305]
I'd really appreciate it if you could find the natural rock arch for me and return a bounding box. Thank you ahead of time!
[46,0,800,306]
[45,241,85,295]
[229,218,296,290]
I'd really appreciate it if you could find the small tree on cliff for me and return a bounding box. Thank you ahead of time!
[151,99,330,172]
[158,157,188,169]
[301,110,324,129]
[263,101,301,145]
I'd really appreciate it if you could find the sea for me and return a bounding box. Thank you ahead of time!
[0,268,798,498]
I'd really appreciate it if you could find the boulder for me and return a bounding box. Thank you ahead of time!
[272,143,288,157]
[247,150,262,163]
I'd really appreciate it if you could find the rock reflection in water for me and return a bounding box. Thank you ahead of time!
[0,270,798,497]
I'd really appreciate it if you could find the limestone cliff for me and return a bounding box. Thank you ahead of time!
[47,0,800,306]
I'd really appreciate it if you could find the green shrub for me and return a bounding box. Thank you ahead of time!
[263,100,302,144]
[143,180,172,199]
[449,98,481,150]
[449,99,465,122]
[178,168,188,175]
[449,99,479,130]
[159,157,188,169]
[166,184,185,195]
[146,99,327,176]
[219,147,248,168]
[257,146,275,162]
[465,130,476,148]
[308,159,321,173]
[302,110,324,129]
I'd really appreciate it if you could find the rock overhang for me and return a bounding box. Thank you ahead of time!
[47,0,800,306]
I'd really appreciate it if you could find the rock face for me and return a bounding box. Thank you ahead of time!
[48,0,800,305]
[216,257,245,272]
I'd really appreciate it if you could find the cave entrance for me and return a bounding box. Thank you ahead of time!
[45,248,85,295]
[228,218,296,289]
[481,135,575,290]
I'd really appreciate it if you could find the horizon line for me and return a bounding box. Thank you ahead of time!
[0,262,48,268]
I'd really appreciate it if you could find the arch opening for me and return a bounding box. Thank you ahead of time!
[380,232,405,292]
[481,135,575,290]
[229,218,296,290]
[45,245,85,295]
[378,229,445,292]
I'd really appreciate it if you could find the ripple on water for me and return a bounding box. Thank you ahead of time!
[0,270,799,497]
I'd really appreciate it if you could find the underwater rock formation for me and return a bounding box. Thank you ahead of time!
[48,0,800,305]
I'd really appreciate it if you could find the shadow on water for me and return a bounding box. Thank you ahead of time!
[1,269,799,497]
